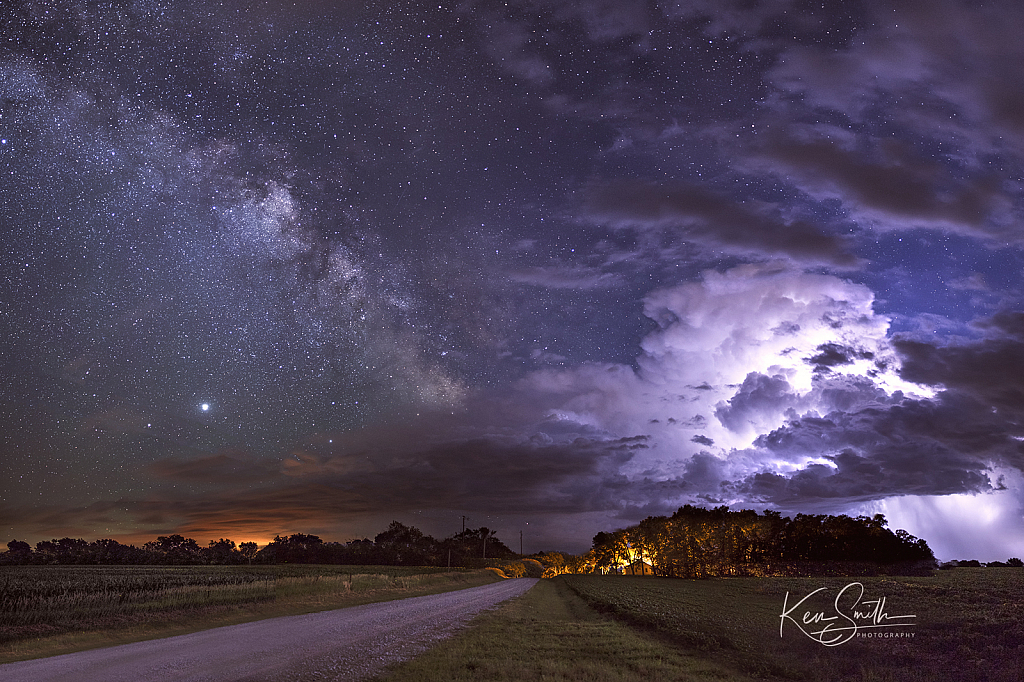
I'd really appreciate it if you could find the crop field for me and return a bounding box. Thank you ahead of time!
[561,568,1024,681]
[0,564,486,653]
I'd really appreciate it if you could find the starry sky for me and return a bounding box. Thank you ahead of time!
[3,0,1024,561]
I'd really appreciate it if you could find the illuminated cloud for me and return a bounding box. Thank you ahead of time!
[519,264,925,479]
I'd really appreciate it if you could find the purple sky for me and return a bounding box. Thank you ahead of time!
[2,0,1024,560]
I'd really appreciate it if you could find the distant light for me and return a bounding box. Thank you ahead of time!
[201,403,210,411]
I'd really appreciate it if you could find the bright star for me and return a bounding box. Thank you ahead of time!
[201,403,210,411]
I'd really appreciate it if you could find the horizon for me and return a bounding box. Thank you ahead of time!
[6,506,1012,564]
[3,0,1024,564]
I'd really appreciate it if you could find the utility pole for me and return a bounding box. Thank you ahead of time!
[520,530,523,556]
[461,515,469,532]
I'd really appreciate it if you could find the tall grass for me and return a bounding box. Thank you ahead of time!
[0,567,273,632]
[0,565,485,646]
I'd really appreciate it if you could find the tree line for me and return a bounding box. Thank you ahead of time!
[0,522,515,566]
[584,505,936,578]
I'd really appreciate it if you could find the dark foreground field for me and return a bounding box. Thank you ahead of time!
[378,568,1024,682]
[4,566,1023,680]
[0,564,505,663]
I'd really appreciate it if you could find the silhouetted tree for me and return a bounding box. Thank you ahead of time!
[239,541,258,564]
[258,534,325,563]
[34,538,89,564]
[6,540,30,554]
[143,534,202,564]
[204,538,239,564]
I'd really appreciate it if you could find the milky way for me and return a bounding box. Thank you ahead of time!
[3,0,1024,560]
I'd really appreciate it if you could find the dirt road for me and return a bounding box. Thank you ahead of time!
[0,577,537,682]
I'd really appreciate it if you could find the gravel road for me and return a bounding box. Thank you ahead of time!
[0,577,538,682]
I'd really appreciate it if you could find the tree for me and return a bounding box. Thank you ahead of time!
[6,540,30,554]
[143,534,202,564]
[375,522,434,565]
[239,542,259,564]
[592,505,935,579]
[35,538,89,564]
[88,538,138,564]
[591,532,620,573]
[259,534,325,563]
[204,539,239,564]
[2,540,31,565]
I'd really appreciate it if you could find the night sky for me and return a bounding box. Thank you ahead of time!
[3,0,1024,561]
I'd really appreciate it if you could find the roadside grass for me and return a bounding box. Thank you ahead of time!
[561,568,1024,681]
[0,565,500,664]
[373,577,755,682]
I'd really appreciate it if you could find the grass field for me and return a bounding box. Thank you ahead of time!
[374,576,754,682]
[378,568,1024,682]
[561,569,1024,681]
[6,566,1023,679]
[0,564,500,663]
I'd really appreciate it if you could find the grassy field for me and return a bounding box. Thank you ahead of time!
[374,576,755,682]
[6,566,1023,679]
[562,569,1024,681]
[378,568,1024,682]
[0,564,500,663]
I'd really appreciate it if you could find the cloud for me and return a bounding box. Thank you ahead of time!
[11,425,649,546]
[770,0,1024,147]
[470,11,557,87]
[895,313,1024,421]
[700,312,1024,511]
[519,263,920,470]
[662,0,830,39]
[747,0,1024,242]
[861,474,1024,562]
[150,449,281,485]
[715,372,801,434]
[507,264,1024,531]
[745,131,1011,239]
[581,180,860,266]
[506,263,623,289]
[745,394,1003,500]
[541,0,652,41]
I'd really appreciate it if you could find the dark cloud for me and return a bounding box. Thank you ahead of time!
[715,373,798,434]
[11,432,650,542]
[150,449,281,485]
[581,180,859,266]
[750,133,1008,238]
[895,315,1024,419]
[740,389,1021,504]
[505,264,623,289]
[806,342,874,371]
[738,443,993,504]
